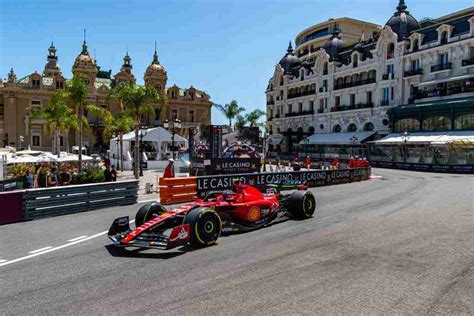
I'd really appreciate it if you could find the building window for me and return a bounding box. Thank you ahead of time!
[387,43,395,59]
[31,130,41,147]
[350,94,355,107]
[367,91,373,104]
[383,88,390,102]
[335,96,340,107]
[319,99,324,111]
[189,110,195,122]
[391,87,394,100]
[347,123,357,132]
[288,104,293,114]
[55,81,64,89]
[411,59,420,70]
[280,77,284,86]
[31,100,42,107]
[363,122,374,131]
[171,109,178,121]
[413,39,419,51]
[309,101,314,112]
[280,90,284,99]
[422,116,451,131]
[333,125,342,133]
[439,53,449,65]
[0,102,3,117]
[387,64,394,75]
[353,54,358,68]
[298,102,303,113]
[455,114,474,130]
[155,108,161,121]
[394,118,420,132]
[440,31,448,45]
[32,79,41,88]
[171,91,177,99]
[323,62,328,75]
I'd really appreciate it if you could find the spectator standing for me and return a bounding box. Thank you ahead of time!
[23,168,34,189]
[104,165,113,182]
[305,156,311,170]
[111,165,118,182]
[36,164,48,188]
[47,166,59,187]
[59,166,72,186]
[163,159,175,178]
[332,156,339,170]
[275,159,281,172]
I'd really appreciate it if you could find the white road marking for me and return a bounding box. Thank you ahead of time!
[28,246,53,254]
[0,260,7,263]
[370,175,383,179]
[0,219,135,268]
[138,198,160,204]
[67,235,88,242]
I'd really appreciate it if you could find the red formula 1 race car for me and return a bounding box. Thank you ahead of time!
[108,181,316,251]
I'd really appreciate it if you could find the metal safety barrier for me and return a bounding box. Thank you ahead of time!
[23,180,139,221]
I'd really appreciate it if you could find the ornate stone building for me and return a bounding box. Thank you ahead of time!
[265,1,474,154]
[0,41,212,152]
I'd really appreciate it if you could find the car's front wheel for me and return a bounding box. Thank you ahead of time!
[184,208,222,247]
[288,190,316,219]
[135,203,168,227]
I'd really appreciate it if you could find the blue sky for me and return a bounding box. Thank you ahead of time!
[0,0,471,124]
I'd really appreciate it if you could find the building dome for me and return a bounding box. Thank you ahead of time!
[72,41,96,71]
[43,42,62,76]
[322,25,346,62]
[144,49,166,78]
[385,0,420,40]
[278,42,301,76]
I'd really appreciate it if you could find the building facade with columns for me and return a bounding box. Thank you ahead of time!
[266,1,474,156]
[0,41,212,152]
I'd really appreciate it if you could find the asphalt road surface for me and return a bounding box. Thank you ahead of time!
[1,168,473,315]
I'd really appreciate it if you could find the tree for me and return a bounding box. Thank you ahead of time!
[87,104,134,171]
[245,109,266,127]
[29,89,78,157]
[234,115,247,130]
[114,83,163,179]
[213,100,245,130]
[67,77,89,171]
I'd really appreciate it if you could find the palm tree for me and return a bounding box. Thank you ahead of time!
[29,89,78,157]
[114,83,163,179]
[213,100,245,131]
[87,104,134,171]
[67,76,89,171]
[245,109,266,127]
[60,114,79,154]
[234,115,247,130]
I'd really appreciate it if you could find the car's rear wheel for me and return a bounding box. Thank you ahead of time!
[135,203,168,227]
[288,191,316,219]
[184,208,221,247]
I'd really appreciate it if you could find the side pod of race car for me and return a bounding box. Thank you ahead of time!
[108,182,316,251]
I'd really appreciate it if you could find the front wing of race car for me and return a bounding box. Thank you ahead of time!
[108,215,191,250]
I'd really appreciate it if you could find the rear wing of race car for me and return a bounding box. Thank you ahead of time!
[108,216,131,236]
[266,180,308,193]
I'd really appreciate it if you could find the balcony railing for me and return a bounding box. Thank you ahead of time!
[462,58,474,67]
[412,85,474,100]
[404,68,423,77]
[275,114,280,119]
[380,100,389,106]
[382,73,394,80]
[330,103,374,112]
[267,117,273,121]
[319,87,328,93]
[323,70,328,75]
[284,110,315,117]
[266,100,275,105]
[334,78,376,90]
[431,63,452,72]
[317,108,324,113]
[287,90,316,99]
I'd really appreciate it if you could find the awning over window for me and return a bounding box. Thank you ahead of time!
[372,131,474,145]
[301,131,377,145]
[268,136,284,145]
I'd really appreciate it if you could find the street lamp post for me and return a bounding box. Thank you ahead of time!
[164,118,182,160]
[349,135,359,157]
[400,131,410,163]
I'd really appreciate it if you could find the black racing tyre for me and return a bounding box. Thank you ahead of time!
[288,190,316,219]
[135,203,168,227]
[184,208,222,247]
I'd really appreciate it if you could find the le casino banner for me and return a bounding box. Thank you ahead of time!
[196,168,371,198]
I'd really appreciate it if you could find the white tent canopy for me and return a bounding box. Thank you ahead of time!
[372,131,474,145]
[113,127,187,143]
[301,131,377,145]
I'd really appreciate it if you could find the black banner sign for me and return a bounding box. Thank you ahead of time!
[190,158,261,175]
[371,161,473,174]
[196,168,370,198]
[0,179,17,192]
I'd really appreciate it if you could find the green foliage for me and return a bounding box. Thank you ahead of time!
[213,100,245,128]
[71,165,105,184]
[8,163,30,178]
[235,115,247,130]
[245,109,266,127]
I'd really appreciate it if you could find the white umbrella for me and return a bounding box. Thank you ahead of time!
[7,154,38,164]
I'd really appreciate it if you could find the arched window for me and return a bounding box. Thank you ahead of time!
[455,114,474,130]
[280,77,284,86]
[353,54,359,68]
[394,118,420,132]
[412,39,419,52]
[300,68,305,81]
[333,125,342,133]
[323,62,328,75]
[440,31,448,45]
[363,122,375,131]
[308,126,315,135]
[422,116,451,131]
[154,108,161,121]
[387,43,395,59]
[347,123,357,132]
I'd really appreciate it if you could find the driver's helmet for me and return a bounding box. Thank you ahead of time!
[232,178,244,191]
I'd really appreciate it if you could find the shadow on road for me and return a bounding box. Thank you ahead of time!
[104,243,208,259]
